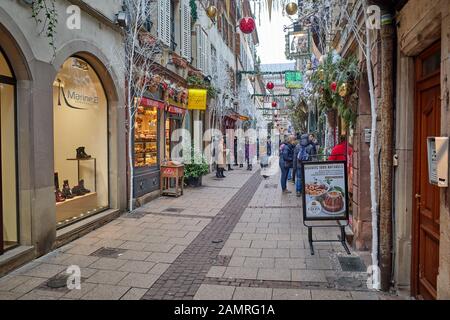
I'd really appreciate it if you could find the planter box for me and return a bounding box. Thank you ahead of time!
[185,176,203,188]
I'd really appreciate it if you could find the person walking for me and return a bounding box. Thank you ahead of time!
[245,137,252,171]
[279,135,296,193]
[295,134,318,196]
[216,136,226,178]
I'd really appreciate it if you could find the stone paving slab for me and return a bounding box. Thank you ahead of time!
[0,170,404,300]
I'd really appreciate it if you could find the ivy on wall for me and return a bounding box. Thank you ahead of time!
[309,54,360,128]
[31,0,58,55]
[189,0,198,23]
[187,75,219,99]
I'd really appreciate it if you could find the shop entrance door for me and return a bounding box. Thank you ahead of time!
[412,41,441,300]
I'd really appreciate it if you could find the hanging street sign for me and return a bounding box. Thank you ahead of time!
[187,89,207,110]
[285,29,311,60]
[285,71,303,89]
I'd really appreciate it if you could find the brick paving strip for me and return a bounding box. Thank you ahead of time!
[142,171,263,300]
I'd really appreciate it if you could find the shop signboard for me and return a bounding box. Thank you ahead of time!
[140,97,165,109]
[285,30,311,61]
[188,89,207,110]
[285,71,303,89]
[301,161,349,221]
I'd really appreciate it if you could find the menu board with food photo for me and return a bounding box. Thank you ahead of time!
[302,161,349,221]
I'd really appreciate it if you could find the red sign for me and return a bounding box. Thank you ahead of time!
[167,105,187,115]
[162,167,177,177]
[140,98,165,109]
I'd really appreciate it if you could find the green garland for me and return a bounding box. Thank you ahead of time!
[187,75,219,99]
[190,0,198,23]
[309,54,360,128]
[31,0,58,56]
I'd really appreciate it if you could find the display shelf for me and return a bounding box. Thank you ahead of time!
[56,192,97,206]
[135,138,158,143]
[66,157,96,192]
[56,192,99,227]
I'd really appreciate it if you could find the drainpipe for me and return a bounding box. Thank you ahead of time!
[379,9,395,292]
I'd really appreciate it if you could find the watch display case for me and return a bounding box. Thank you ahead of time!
[135,105,158,168]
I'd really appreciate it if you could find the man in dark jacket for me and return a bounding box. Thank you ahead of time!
[294,134,318,196]
[279,135,296,193]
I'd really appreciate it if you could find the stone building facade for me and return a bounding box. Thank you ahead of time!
[0,0,127,275]
[394,0,450,300]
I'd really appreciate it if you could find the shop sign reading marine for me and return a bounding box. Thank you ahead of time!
[56,58,100,110]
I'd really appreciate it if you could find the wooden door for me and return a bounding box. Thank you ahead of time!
[412,41,441,300]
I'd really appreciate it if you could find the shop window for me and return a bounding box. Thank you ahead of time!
[135,103,159,168]
[53,57,109,229]
[0,49,18,253]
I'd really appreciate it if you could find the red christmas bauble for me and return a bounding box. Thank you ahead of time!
[272,101,277,108]
[239,17,256,34]
[266,82,275,90]
[330,82,337,92]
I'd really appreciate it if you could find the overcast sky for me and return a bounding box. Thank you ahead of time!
[255,7,292,65]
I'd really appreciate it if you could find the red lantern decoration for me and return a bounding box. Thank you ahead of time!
[239,17,256,34]
[272,101,278,108]
[330,81,337,92]
[266,82,275,90]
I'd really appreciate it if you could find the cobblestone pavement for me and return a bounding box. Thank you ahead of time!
[0,167,405,300]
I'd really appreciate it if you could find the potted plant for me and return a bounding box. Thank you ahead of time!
[184,152,209,187]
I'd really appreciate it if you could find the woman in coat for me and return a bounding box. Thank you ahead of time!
[279,135,296,193]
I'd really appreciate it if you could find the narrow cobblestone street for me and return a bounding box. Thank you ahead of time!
[0,168,401,300]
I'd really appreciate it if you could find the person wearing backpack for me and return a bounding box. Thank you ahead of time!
[279,135,296,193]
[295,134,317,196]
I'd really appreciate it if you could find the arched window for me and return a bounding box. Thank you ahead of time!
[53,57,109,228]
[0,49,18,254]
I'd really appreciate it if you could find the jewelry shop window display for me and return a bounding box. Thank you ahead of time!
[0,49,18,254]
[53,57,109,228]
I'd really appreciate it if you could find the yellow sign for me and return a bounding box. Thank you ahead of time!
[188,89,207,110]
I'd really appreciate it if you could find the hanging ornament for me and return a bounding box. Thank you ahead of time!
[266,82,275,90]
[272,101,277,108]
[206,5,217,19]
[330,82,338,92]
[339,83,348,97]
[305,70,313,77]
[285,2,298,16]
[318,70,324,81]
[239,17,256,34]
[249,76,255,82]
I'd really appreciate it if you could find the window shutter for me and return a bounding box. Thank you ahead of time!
[180,0,191,59]
[202,31,208,73]
[196,26,203,70]
[158,0,171,47]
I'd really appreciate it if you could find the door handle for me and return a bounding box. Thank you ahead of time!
[415,194,422,208]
